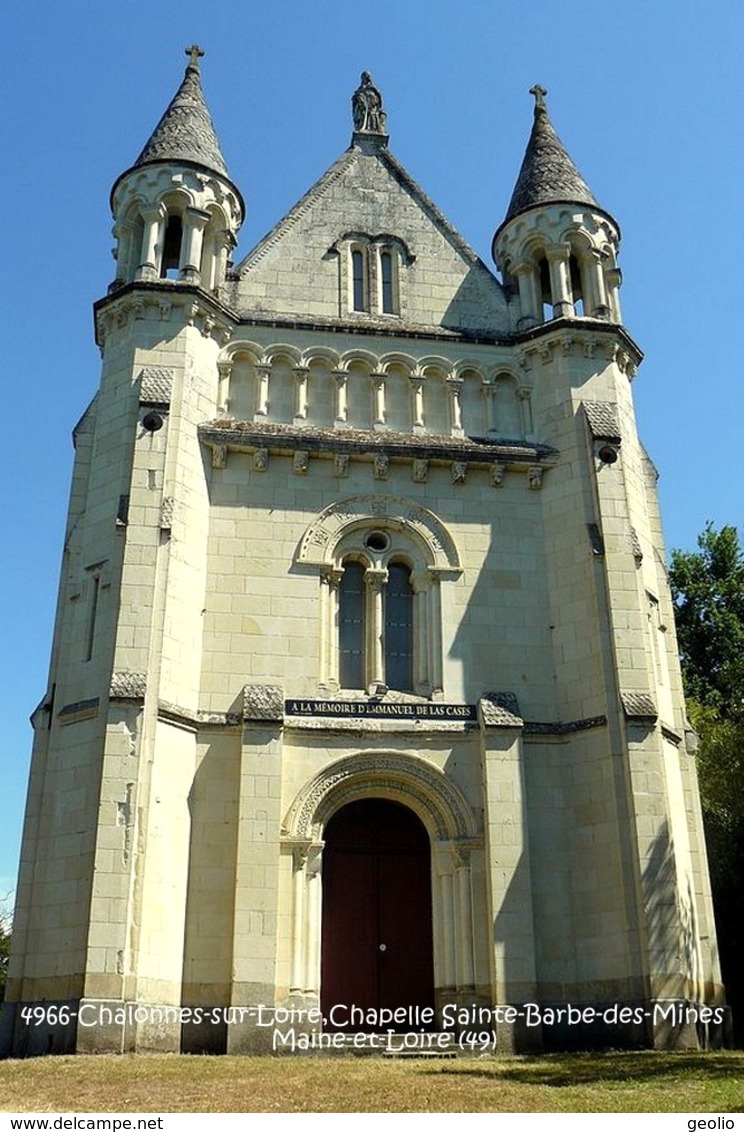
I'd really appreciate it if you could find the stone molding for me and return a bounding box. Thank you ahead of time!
[138,367,174,407]
[620,690,658,721]
[583,400,621,441]
[479,692,523,728]
[57,698,100,725]
[243,684,284,722]
[94,283,235,349]
[109,672,147,699]
[283,750,479,841]
[296,494,461,574]
[523,715,607,735]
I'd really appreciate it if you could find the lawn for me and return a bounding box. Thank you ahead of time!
[0,1051,742,1113]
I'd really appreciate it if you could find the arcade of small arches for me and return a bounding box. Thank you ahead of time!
[217,343,533,440]
[111,167,243,292]
[494,208,622,329]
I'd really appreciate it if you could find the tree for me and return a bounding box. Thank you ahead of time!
[670,523,744,720]
[670,524,744,1044]
[0,905,10,1002]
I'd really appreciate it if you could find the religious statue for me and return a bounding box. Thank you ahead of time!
[352,71,387,134]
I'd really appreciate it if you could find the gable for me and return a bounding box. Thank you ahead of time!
[229,143,509,334]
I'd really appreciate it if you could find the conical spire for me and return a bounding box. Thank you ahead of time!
[133,45,229,176]
[502,86,601,225]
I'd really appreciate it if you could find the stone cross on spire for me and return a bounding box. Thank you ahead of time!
[186,44,204,70]
[529,84,548,111]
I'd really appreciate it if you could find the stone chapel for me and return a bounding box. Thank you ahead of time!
[1,50,727,1055]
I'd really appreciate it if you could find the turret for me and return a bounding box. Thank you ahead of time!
[493,86,622,329]
[109,46,244,292]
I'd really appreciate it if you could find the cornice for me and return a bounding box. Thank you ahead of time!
[94,281,235,350]
[199,419,558,484]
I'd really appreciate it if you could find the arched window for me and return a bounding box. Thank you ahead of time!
[337,556,416,692]
[304,503,461,699]
[339,561,366,689]
[351,249,366,311]
[569,253,585,316]
[385,562,414,691]
[380,250,395,314]
[161,214,183,278]
[339,237,407,316]
[537,254,552,322]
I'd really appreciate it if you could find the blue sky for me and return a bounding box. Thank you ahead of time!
[2,0,743,901]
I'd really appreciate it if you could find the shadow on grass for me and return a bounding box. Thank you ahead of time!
[427,1052,744,1088]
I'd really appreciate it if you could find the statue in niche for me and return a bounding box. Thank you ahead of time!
[352,71,387,134]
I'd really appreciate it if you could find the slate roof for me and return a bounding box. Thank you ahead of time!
[501,98,602,226]
[133,55,229,176]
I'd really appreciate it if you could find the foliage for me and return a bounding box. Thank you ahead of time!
[670,524,744,1044]
[669,523,744,721]
[0,907,10,1002]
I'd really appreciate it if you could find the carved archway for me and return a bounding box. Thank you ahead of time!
[295,494,461,575]
[284,750,476,842]
[282,752,481,1011]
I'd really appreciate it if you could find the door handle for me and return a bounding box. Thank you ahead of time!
[378,943,387,952]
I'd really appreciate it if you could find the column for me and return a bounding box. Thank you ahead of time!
[445,376,463,434]
[410,570,429,694]
[584,249,611,318]
[517,386,533,440]
[304,845,322,997]
[513,262,540,327]
[319,568,342,687]
[454,846,475,989]
[371,372,386,427]
[255,364,270,416]
[179,207,210,284]
[438,849,457,990]
[409,373,425,430]
[483,380,495,433]
[606,266,622,322]
[333,370,348,425]
[290,847,308,995]
[293,366,309,422]
[136,204,166,281]
[426,569,444,695]
[113,216,135,284]
[365,567,387,688]
[217,360,233,413]
[546,244,574,318]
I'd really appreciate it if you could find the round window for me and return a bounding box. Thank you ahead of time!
[364,530,390,553]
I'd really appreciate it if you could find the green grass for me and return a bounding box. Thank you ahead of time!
[0,1051,743,1113]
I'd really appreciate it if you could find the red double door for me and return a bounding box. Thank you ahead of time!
[321,798,434,1031]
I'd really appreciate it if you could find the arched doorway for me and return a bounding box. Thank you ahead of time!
[321,798,434,1031]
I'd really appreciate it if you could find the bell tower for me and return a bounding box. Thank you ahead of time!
[2,66,726,1058]
[2,48,245,1056]
[493,85,621,327]
[486,88,725,1050]
[110,45,243,291]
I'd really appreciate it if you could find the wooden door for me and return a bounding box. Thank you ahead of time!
[321,798,434,1030]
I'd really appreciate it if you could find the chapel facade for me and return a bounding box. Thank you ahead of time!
[1,51,727,1055]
